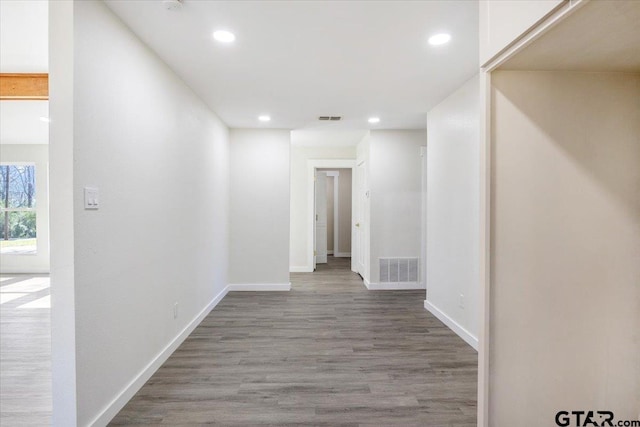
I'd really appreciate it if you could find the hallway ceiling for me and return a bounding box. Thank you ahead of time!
[105,0,478,130]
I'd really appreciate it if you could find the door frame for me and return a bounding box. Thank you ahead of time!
[313,170,328,266]
[306,159,356,272]
[354,159,367,277]
[319,170,340,256]
[420,146,427,291]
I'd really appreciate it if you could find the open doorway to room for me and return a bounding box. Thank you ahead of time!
[0,1,52,425]
[307,160,357,276]
[479,1,640,423]
[314,168,352,272]
[288,129,367,275]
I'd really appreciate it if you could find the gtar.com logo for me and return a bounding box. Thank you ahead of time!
[555,411,640,427]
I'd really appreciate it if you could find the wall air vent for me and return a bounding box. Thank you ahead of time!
[318,116,342,121]
[379,258,419,284]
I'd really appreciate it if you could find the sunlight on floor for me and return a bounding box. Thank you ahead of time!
[18,295,50,309]
[0,293,28,304]
[0,277,50,293]
[0,273,52,425]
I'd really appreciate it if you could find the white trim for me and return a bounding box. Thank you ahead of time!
[420,145,427,297]
[89,285,230,427]
[289,266,313,273]
[327,250,334,255]
[424,300,478,351]
[364,280,425,290]
[334,252,351,258]
[307,159,356,274]
[228,283,291,291]
[481,0,587,72]
[333,174,339,256]
[478,68,492,427]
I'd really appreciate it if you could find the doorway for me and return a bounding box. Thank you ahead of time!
[315,168,353,271]
[306,160,357,274]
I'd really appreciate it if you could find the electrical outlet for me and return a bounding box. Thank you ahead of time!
[173,302,178,319]
[459,293,465,309]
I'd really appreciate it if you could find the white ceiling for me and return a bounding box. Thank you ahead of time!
[1,101,49,145]
[105,0,479,130]
[0,0,48,72]
[501,0,640,72]
[291,129,368,147]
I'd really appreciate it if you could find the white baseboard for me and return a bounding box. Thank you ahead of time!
[334,252,351,258]
[424,300,478,351]
[90,285,230,427]
[327,250,334,255]
[364,280,425,290]
[228,283,291,291]
[289,266,313,273]
[0,268,50,274]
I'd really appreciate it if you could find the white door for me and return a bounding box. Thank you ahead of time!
[315,171,328,265]
[355,161,367,275]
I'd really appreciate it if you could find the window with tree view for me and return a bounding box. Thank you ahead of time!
[0,165,37,255]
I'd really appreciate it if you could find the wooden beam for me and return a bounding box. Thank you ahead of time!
[0,73,48,100]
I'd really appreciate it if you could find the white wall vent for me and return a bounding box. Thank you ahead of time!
[379,258,419,284]
[318,116,342,121]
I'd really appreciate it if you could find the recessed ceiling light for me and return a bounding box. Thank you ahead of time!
[368,117,380,124]
[258,115,271,122]
[428,33,451,46]
[213,30,236,43]
[39,117,50,123]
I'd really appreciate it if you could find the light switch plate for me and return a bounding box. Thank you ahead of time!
[84,187,99,210]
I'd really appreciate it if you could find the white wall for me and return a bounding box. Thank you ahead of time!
[368,130,425,285]
[229,129,290,287]
[0,144,50,273]
[490,71,640,425]
[0,0,48,73]
[70,2,230,425]
[425,75,480,349]
[289,145,356,272]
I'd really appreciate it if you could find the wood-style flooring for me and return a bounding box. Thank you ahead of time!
[111,257,477,426]
[0,274,52,426]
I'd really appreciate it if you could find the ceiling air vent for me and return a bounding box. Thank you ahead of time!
[319,116,342,121]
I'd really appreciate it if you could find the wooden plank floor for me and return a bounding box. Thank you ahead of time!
[111,257,477,426]
[0,274,52,426]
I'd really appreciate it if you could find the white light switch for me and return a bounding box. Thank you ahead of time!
[84,187,99,210]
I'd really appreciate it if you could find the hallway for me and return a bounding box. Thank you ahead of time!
[111,257,477,425]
